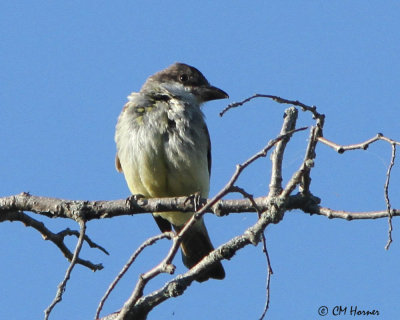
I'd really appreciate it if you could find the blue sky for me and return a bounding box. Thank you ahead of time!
[1,1,400,319]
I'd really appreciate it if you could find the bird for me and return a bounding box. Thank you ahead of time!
[115,62,228,282]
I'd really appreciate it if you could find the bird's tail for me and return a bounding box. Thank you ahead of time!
[175,220,225,282]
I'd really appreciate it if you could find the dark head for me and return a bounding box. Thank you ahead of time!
[141,62,228,103]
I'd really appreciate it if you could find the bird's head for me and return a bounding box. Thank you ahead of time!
[141,62,229,104]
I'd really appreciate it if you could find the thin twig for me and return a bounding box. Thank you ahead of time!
[319,132,399,250]
[304,206,400,220]
[259,252,273,320]
[228,186,259,211]
[232,188,274,320]
[318,134,400,153]
[384,144,396,250]
[220,93,322,120]
[57,228,109,255]
[95,232,174,320]
[0,210,104,271]
[44,219,87,320]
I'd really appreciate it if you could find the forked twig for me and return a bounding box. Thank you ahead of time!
[95,232,174,319]
[0,210,104,271]
[44,219,87,320]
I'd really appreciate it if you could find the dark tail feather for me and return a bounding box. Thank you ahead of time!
[175,220,225,282]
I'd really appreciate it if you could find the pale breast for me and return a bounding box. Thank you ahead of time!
[115,97,210,200]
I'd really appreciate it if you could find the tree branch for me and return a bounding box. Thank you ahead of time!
[44,219,87,320]
[287,194,400,220]
[95,232,174,320]
[318,133,400,153]
[268,106,298,196]
[0,210,105,270]
[1,194,399,222]
[121,195,283,320]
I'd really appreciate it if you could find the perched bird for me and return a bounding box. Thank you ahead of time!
[115,63,228,282]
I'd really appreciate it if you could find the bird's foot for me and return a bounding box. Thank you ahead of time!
[184,192,204,212]
[125,194,146,207]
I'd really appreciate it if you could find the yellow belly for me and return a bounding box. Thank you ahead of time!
[122,136,209,227]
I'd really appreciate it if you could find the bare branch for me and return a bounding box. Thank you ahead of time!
[317,207,400,220]
[44,219,87,320]
[220,94,325,198]
[318,133,400,153]
[287,195,400,220]
[281,125,320,198]
[0,210,104,271]
[384,143,396,250]
[259,254,273,320]
[123,196,283,320]
[229,186,273,320]
[220,93,325,122]
[57,228,109,255]
[2,193,399,223]
[115,234,182,320]
[317,132,400,249]
[95,232,174,320]
[0,193,257,219]
[269,107,298,196]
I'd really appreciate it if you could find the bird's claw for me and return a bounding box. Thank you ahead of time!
[125,194,146,206]
[184,192,203,212]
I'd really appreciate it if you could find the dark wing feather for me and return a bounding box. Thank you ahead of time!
[115,154,123,172]
[203,124,212,177]
[154,216,172,232]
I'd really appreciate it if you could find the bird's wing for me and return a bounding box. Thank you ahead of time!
[203,123,212,177]
[115,103,130,173]
[115,154,123,172]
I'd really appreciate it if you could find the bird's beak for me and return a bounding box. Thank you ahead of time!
[196,85,229,102]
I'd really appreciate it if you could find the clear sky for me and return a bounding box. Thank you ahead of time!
[1,1,400,320]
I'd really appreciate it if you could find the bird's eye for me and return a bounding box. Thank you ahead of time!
[179,74,188,82]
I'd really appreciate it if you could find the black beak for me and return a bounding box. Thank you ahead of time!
[196,85,229,102]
